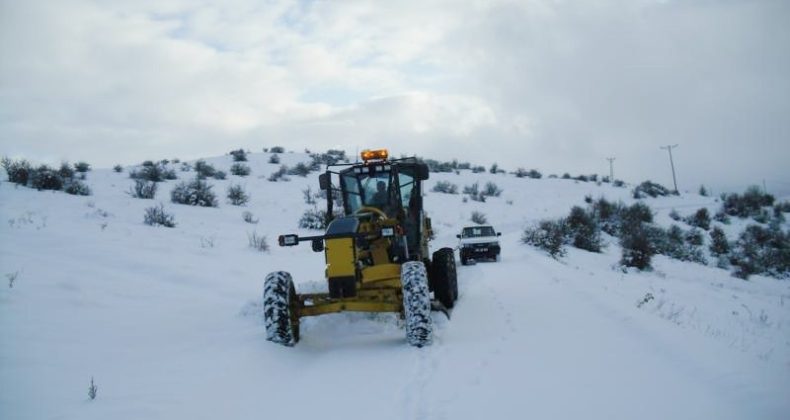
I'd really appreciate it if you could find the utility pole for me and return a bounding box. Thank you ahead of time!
[606,157,616,182]
[660,144,679,194]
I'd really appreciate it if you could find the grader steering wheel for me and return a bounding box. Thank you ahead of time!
[355,206,388,219]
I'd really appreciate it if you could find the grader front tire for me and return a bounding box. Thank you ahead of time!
[263,271,300,346]
[401,261,433,347]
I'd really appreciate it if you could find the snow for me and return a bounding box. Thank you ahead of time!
[1,151,788,419]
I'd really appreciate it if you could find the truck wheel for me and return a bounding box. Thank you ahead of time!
[401,261,432,347]
[431,247,458,308]
[263,271,300,346]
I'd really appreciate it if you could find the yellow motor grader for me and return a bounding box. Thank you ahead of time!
[263,149,457,347]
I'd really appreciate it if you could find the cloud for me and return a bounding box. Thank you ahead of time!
[1,0,788,194]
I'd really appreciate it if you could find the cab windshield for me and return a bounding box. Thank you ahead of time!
[462,226,495,238]
[341,170,394,214]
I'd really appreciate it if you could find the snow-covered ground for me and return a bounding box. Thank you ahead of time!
[1,151,788,420]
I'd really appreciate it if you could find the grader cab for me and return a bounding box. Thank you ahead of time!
[263,149,458,347]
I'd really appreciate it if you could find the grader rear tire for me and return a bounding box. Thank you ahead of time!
[401,261,433,347]
[263,271,300,346]
[431,248,458,308]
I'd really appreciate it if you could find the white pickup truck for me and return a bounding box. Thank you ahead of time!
[456,225,501,265]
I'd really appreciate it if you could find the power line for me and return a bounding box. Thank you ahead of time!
[660,144,679,194]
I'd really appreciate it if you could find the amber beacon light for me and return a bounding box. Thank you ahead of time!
[360,149,389,162]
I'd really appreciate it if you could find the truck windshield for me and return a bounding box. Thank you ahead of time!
[462,226,495,238]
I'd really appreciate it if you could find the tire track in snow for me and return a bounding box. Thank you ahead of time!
[400,329,447,420]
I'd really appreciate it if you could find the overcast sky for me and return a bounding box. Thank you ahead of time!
[1,0,788,195]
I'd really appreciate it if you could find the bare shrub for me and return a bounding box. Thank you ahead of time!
[471,211,487,225]
[523,220,567,258]
[303,186,316,204]
[227,184,249,206]
[230,148,247,161]
[64,179,92,196]
[633,180,672,198]
[268,165,289,182]
[287,162,311,177]
[248,232,269,252]
[88,377,97,401]
[129,179,157,199]
[74,162,91,173]
[230,163,251,176]
[242,211,258,224]
[171,179,218,207]
[299,207,327,229]
[194,160,217,179]
[432,181,459,194]
[143,203,176,227]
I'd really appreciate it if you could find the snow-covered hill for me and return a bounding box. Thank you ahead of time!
[1,151,788,420]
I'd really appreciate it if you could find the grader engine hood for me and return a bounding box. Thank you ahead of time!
[324,217,360,298]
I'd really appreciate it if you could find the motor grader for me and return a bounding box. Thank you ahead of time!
[263,149,458,347]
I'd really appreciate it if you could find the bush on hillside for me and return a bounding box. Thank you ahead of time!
[2,158,32,185]
[515,168,542,179]
[129,179,157,199]
[268,165,289,182]
[471,211,487,225]
[63,179,92,196]
[709,226,730,257]
[270,146,285,154]
[685,208,711,230]
[663,225,706,264]
[523,219,567,258]
[194,160,217,179]
[483,182,502,197]
[73,161,91,173]
[144,203,176,227]
[633,180,672,198]
[113,164,123,173]
[242,211,258,224]
[230,163,251,176]
[30,165,64,191]
[730,224,790,279]
[432,181,459,194]
[620,224,656,270]
[714,210,731,224]
[227,184,249,206]
[589,197,624,236]
[248,232,269,252]
[130,162,177,182]
[721,186,774,219]
[58,162,75,179]
[566,206,602,253]
[229,149,247,162]
[268,154,281,164]
[310,150,346,168]
[287,162,311,177]
[171,179,218,207]
[299,207,328,230]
